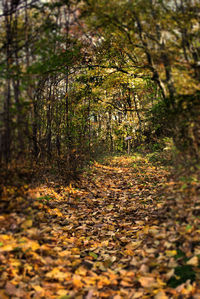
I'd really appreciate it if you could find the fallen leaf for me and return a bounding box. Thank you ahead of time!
[165,250,177,257]
[139,264,149,274]
[5,282,17,296]
[89,252,98,259]
[132,291,144,298]
[73,274,83,288]
[32,285,45,295]
[165,269,174,280]
[86,289,94,299]
[139,276,157,288]
[0,290,9,299]
[187,256,199,266]
[154,291,168,299]
[46,268,71,281]
[0,245,14,252]
[21,219,33,229]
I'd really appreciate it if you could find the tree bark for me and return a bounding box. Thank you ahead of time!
[3,1,12,164]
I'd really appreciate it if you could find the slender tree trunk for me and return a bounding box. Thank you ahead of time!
[47,81,52,160]
[56,97,61,157]
[133,92,142,133]
[106,110,113,152]
[65,68,70,145]
[32,100,39,159]
[88,93,91,156]
[109,110,113,152]
[148,0,176,105]
[134,13,167,101]
[64,6,71,149]
[4,2,12,164]
[13,10,24,156]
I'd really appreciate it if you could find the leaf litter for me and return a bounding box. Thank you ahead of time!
[0,155,200,298]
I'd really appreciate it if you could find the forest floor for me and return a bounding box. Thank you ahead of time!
[1,154,200,298]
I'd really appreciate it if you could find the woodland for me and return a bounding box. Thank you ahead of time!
[0,0,200,298]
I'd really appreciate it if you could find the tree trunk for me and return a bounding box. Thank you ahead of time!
[3,1,12,164]
[46,81,52,160]
[13,10,24,156]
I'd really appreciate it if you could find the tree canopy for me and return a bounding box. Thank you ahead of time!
[0,0,200,166]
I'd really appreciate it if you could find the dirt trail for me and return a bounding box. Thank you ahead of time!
[0,155,200,298]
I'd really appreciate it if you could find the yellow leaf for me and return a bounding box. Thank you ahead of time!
[46,268,71,281]
[10,258,21,267]
[21,219,33,229]
[0,245,14,252]
[165,250,177,257]
[20,240,40,251]
[106,204,114,210]
[97,275,110,288]
[59,250,71,257]
[32,285,45,295]
[71,247,80,254]
[57,289,69,296]
[75,266,87,276]
[157,278,166,287]
[124,249,134,256]
[0,234,11,240]
[73,274,83,288]
[0,290,9,299]
[82,276,96,286]
[143,225,149,234]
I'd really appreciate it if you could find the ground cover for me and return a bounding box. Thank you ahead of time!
[0,155,200,298]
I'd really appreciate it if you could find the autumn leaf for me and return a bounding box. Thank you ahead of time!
[73,274,84,288]
[32,285,45,296]
[89,252,98,259]
[21,219,33,229]
[139,276,157,288]
[46,268,71,281]
[154,291,168,299]
[187,256,199,266]
[5,282,26,297]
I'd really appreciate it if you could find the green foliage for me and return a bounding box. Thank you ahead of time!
[1,0,200,173]
[167,265,196,288]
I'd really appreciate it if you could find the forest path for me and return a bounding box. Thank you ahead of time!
[1,155,200,298]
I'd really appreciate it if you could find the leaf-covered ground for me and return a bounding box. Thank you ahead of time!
[1,155,200,298]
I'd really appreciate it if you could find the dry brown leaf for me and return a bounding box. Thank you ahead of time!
[139,264,149,274]
[132,291,144,298]
[154,291,168,299]
[5,282,17,296]
[0,290,9,299]
[187,256,199,266]
[86,289,94,299]
[139,276,157,288]
[165,269,174,280]
[32,285,45,296]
